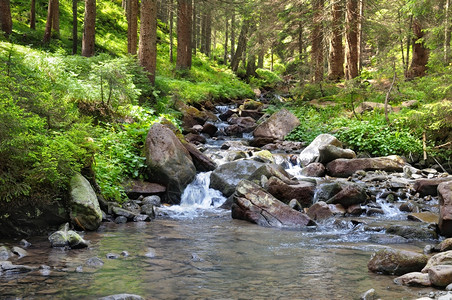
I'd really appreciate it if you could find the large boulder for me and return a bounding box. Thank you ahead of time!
[266,177,315,207]
[439,181,452,237]
[367,248,428,275]
[210,160,264,197]
[313,182,342,203]
[183,142,217,172]
[48,223,89,249]
[428,265,452,287]
[394,272,431,286]
[355,101,392,114]
[123,180,166,199]
[231,180,314,228]
[69,173,102,231]
[325,183,367,208]
[414,178,452,197]
[298,134,342,166]
[252,108,300,141]
[422,251,452,273]
[145,123,196,204]
[247,164,295,185]
[318,145,356,164]
[326,155,406,177]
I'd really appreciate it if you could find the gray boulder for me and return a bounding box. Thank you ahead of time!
[247,164,295,185]
[231,180,314,228]
[69,173,102,231]
[145,123,196,204]
[210,160,264,197]
[438,181,452,237]
[394,272,431,286]
[265,177,315,207]
[422,251,452,273]
[301,163,326,177]
[313,182,342,203]
[386,224,438,240]
[318,144,356,164]
[253,108,300,141]
[367,248,428,275]
[298,134,342,167]
[325,183,367,208]
[48,223,89,249]
[326,155,406,177]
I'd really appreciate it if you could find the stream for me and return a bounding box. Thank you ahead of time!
[0,104,442,299]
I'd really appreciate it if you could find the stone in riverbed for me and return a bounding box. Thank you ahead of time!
[0,260,36,273]
[298,134,342,167]
[252,108,300,142]
[48,223,89,249]
[231,180,314,228]
[0,246,12,260]
[265,176,315,207]
[367,248,428,275]
[422,251,452,273]
[183,142,217,172]
[414,178,452,197]
[97,294,144,300]
[326,155,406,178]
[386,224,438,240]
[394,272,431,286]
[325,184,367,208]
[428,265,452,287]
[301,163,326,177]
[318,144,356,164]
[313,182,342,203]
[306,201,336,220]
[69,173,103,231]
[439,181,452,237]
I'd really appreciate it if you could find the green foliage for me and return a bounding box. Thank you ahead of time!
[249,68,282,89]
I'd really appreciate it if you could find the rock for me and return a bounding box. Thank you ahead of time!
[97,294,144,300]
[225,124,248,136]
[326,155,406,177]
[133,214,150,222]
[288,199,302,211]
[247,164,295,185]
[298,134,342,167]
[123,180,166,199]
[356,101,392,114]
[439,181,452,237]
[435,238,452,252]
[177,104,214,132]
[67,230,89,249]
[49,230,68,247]
[20,239,31,248]
[348,204,363,215]
[141,204,156,218]
[225,117,256,136]
[240,99,264,111]
[219,109,235,121]
[266,177,315,207]
[400,201,420,213]
[415,178,452,197]
[325,184,367,208]
[407,212,438,224]
[252,108,300,142]
[183,142,217,172]
[367,248,428,275]
[112,207,138,220]
[121,251,129,257]
[252,150,274,164]
[11,246,27,258]
[106,253,119,259]
[313,182,342,203]
[394,272,431,286]
[86,257,104,267]
[114,216,128,224]
[360,288,377,300]
[201,123,218,137]
[0,261,35,273]
[210,160,264,197]
[318,145,356,164]
[69,173,103,231]
[145,123,196,204]
[429,265,452,287]
[231,180,314,228]
[306,201,335,220]
[438,292,452,300]
[142,195,161,206]
[386,224,438,240]
[191,124,203,133]
[240,110,264,120]
[423,251,452,273]
[184,133,206,144]
[301,163,326,177]
[48,223,89,249]
[0,246,11,260]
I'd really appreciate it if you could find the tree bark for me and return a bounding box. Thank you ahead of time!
[298,21,303,61]
[224,14,228,63]
[43,0,55,43]
[0,0,12,36]
[357,0,364,71]
[230,11,235,60]
[345,0,359,79]
[158,0,168,24]
[52,0,60,37]
[246,54,256,78]
[328,0,344,81]
[176,0,192,70]
[127,0,138,55]
[231,19,249,72]
[72,0,78,54]
[30,0,36,30]
[406,19,429,79]
[445,0,451,63]
[82,0,96,57]
[139,0,158,84]
[192,0,197,54]
[311,0,324,83]
[169,0,174,62]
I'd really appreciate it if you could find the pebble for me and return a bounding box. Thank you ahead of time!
[121,251,129,257]
[106,253,119,259]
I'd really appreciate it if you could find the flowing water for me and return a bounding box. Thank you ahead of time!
[0,104,439,299]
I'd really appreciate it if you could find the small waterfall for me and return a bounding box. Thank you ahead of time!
[180,172,226,208]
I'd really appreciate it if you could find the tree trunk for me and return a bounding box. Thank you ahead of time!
[127,0,138,55]
[445,0,451,63]
[82,0,96,57]
[298,21,303,61]
[311,0,324,83]
[231,19,249,72]
[169,0,174,62]
[246,54,256,78]
[406,19,429,79]
[192,0,197,54]
[345,0,359,79]
[0,0,12,36]
[205,7,212,57]
[158,0,168,24]
[176,0,192,70]
[43,0,55,43]
[357,0,364,71]
[30,0,36,29]
[72,0,78,54]
[139,0,158,84]
[328,0,344,81]
[230,11,235,60]
[224,14,228,63]
[52,0,60,37]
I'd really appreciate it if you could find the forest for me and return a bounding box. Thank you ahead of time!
[1,0,452,235]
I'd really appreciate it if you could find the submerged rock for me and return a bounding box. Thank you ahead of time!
[69,173,103,231]
[231,180,314,229]
[386,224,438,240]
[367,248,428,275]
[0,260,36,273]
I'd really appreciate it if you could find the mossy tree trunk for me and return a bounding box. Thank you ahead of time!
[406,19,429,79]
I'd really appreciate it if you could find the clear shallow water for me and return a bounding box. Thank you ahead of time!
[0,212,435,299]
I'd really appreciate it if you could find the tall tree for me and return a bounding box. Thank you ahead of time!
[0,0,12,36]
[406,19,429,79]
[224,14,229,63]
[231,19,249,72]
[345,0,359,79]
[176,0,193,69]
[127,0,139,55]
[311,0,324,83]
[328,0,345,81]
[192,0,197,54]
[139,0,158,84]
[52,0,60,37]
[230,10,236,59]
[169,0,174,62]
[73,0,78,54]
[82,0,96,57]
[43,0,56,43]
[30,0,36,30]
[445,0,451,63]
